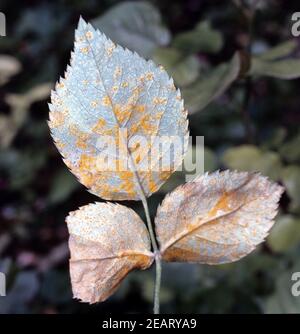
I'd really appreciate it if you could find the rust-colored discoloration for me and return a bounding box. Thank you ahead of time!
[114,104,131,124]
[80,46,90,54]
[135,155,141,164]
[79,154,96,171]
[85,31,93,40]
[90,100,99,108]
[207,191,232,218]
[121,81,129,88]
[102,95,111,106]
[155,171,284,265]
[163,247,199,263]
[68,123,79,136]
[56,82,65,89]
[92,118,106,133]
[135,104,146,113]
[129,114,157,136]
[145,72,154,81]
[49,18,190,201]
[119,171,136,197]
[66,202,153,303]
[153,97,167,105]
[114,66,122,78]
[76,137,88,149]
[159,171,172,181]
[79,171,94,188]
[49,111,65,128]
[148,178,158,193]
[106,42,116,57]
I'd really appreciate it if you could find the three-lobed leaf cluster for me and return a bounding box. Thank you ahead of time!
[48,18,283,304]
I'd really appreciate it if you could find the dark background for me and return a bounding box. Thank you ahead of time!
[0,0,300,314]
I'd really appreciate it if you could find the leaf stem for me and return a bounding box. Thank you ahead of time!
[141,197,158,252]
[121,130,162,314]
[241,76,255,143]
[234,0,257,144]
[154,252,162,314]
[242,3,256,144]
[141,197,162,314]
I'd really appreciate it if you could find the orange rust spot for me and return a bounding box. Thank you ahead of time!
[80,47,89,54]
[55,140,65,150]
[62,108,69,116]
[79,154,96,171]
[163,246,198,262]
[114,67,122,77]
[97,182,114,198]
[129,114,157,136]
[102,95,111,106]
[102,128,115,136]
[126,254,153,269]
[114,104,131,124]
[153,97,167,105]
[92,125,114,136]
[119,171,136,196]
[159,171,172,181]
[75,36,84,43]
[95,156,116,172]
[106,43,116,56]
[115,157,127,172]
[207,192,232,218]
[135,155,141,164]
[112,86,118,93]
[56,82,65,89]
[129,123,139,135]
[69,124,79,136]
[85,31,93,39]
[72,128,90,149]
[49,111,65,128]
[149,178,157,192]
[133,86,143,96]
[92,118,106,133]
[79,172,94,187]
[135,105,146,113]
[91,100,99,108]
[140,115,156,135]
[145,72,154,81]
[76,138,87,149]
[130,141,140,153]
[155,111,163,120]
[51,96,62,106]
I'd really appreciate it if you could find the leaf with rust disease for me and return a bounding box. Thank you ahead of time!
[155,170,284,264]
[48,17,189,201]
[66,202,153,303]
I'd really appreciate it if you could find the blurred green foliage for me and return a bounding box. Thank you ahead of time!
[0,0,300,314]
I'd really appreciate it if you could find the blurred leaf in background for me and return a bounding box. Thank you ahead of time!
[265,261,300,314]
[172,21,223,55]
[152,47,200,86]
[182,53,240,113]
[222,145,283,180]
[92,1,170,58]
